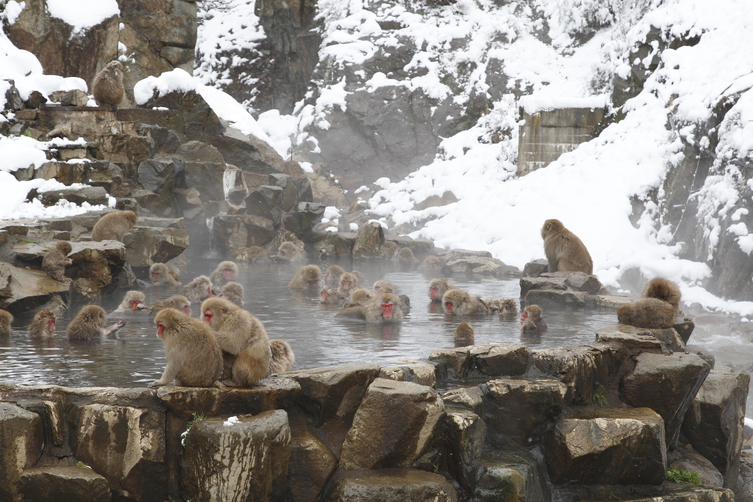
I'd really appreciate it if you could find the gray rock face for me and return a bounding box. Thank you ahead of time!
[0,403,43,502]
[477,448,549,502]
[352,222,385,259]
[0,260,71,313]
[322,468,458,502]
[20,466,112,502]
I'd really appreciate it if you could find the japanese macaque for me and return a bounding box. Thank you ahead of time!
[382,241,399,259]
[268,339,295,375]
[324,265,345,289]
[520,305,548,333]
[209,261,238,288]
[418,255,447,272]
[442,289,491,315]
[337,272,359,298]
[541,219,593,275]
[373,279,395,295]
[182,275,214,302]
[233,246,269,262]
[617,298,677,329]
[66,305,126,340]
[112,291,148,313]
[150,295,191,316]
[429,278,456,304]
[218,282,244,306]
[149,262,181,286]
[91,210,137,242]
[202,297,271,387]
[0,309,12,336]
[92,60,125,107]
[42,240,72,281]
[278,241,307,262]
[643,277,681,311]
[397,247,416,269]
[454,322,475,347]
[28,309,55,338]
[344,288,374,307]
[149,308,223,388]
[288,265,322,292]
[319,287,342,305]
[365,293,405,323]
[498,299,519,317]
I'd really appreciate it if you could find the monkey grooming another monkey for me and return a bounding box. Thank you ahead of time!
[373,279,396,295]
[67,305,126,340]
[541,219,593,275]
[218,282,244,306]
[442,289,490,315]
[42,240,72,281]
[268,339,295,374]
[454,322,475,347]
[288,265,322,292]
[202,297,271,387]
[150,295,191,316]
[92,60,125,107]
[642,277,681,311]
[28,309,56,338]
[520,305,548,333]
[91,210,137,242]
[183,276,214,302]
[0,309,12,336]
[150,263,181,286]
[209,261,239,288]
[617,298,677,329]
[149,308,223,388]
[428,279,456,304]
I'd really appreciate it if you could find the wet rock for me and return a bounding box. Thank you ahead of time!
[446,249,520,276]
[620,352,711,449]
[288,422,338,502]
[674,317,696,344]
[38,186,110,206]
[669,443,724,488]
[210,214,277,256]
[523,259,549,277]
[429,346,473,379]
[470,343,528,377]
[122,225,190,268]
[524,289,589,308]
[0,261,71,313]
[339,378,445,469]
[352,221,385,259]
[682,370,750,489]
[476,448,549,502]
[332,232,356,258]
[181,410,291,502]
[595,325,669,353]
[446,409,486,492]
[19,466,112,502]
[284,202,327,239]
[600,324,684,353]
[546,407,666,485]
[441,386,485,415]
[379,360,437,387]
[322,468,458,501]
[67,241,128,297]
[0,402,43,502]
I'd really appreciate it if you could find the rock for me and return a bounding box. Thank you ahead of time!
[378,360,437,388]
[122,225,190,268]
[546,407,666,485]
[445,249,520,276]
[620,352,711,449]
[595,325,668,353]
[38,186,110,206]
[476,448,549,502]
[173,140,228,205]
[181,410,291,502]
[524,289,588,308]
[0,261,71,313]
[246,185,283,217]
[284,202,327,239]
[288,422,338,502]
[441,386,485,415]
[322,468,458,501]
[523,259,549,277]
[0,403,43,502]
[19,466,112,502]
[352,222,385,259]
[738,451,753,502]
[669,443,724,488]
[67,241,128,297]
[210,214,277,256]
[469,343,528,377]
[339,378,445,469]
[429,346,473,379]
[446,410,486,492]
[137,156,185,194]
[682,370,750,489]
[332,232,356,258]
[141,90,225,142]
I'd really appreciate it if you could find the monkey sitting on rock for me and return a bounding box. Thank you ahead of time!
[42,240,73,282]
[541,218,593,275]
[92,60,125,107]
[617,277,682,329]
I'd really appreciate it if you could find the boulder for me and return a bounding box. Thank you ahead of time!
[445,249,519,276]
[669,443,724,488]
[429,346,473,379]
[446,409,486,492]
[19,466,112,502]
[141,90,225,142]
[284,202,327,239]
[210,214,277,256]
[524,289,589,308]
[66,241,128,297]
[181,410,291,502]
[288,424,338,502]
[441,386,485,416]
[0,261,71,313]
[595,325,669,353]
[332,232,356,258]
[379,360,437,388]
[0,403,44,502]
[122,225,190,267]
[476,448,549,502]
[38,186,110,207]
[523,259,549,277]
[321,468,457,501]
[470,343,528,377]
[352,222,385,259]
[339,378,445,469]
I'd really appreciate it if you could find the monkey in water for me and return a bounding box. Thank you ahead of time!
[442,289,491,315]
[454,321,475,347]
[364,293,405,323]
[218,282,244,306]
[149,263,181,286]
[323,265,345,289]
[278,241,307,262]
[150,295,191,316]
[209,261,238,288]
[337,272,359,298]
[428,278,456,304]
[373,279,396,295]
[182,275,214,303]
[111,291,148,313]
[149,308,223,388]
[42,240,72,281]
[0,309,12,336]
[418,255,447,272]
[396,247,416,269]
[319,287,342,305]
[28,309,56,338]
[520,305,548,333]
[288,265,322,292]
[67,305,126,340]
[382,241,399,259]
[268,339,295,375]
[498,299,518,318]
[541,219,593,275]
[202,297,271,387]
[92,60,125,107]
[91,210,137,242]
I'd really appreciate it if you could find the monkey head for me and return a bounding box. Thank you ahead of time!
[520,305,542,322]
[201,297,234,329]
[378,294,399,320]
[155,308,180,339]
[320,288,335,303]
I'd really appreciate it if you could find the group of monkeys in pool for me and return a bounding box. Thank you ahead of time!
[0,216,682,389]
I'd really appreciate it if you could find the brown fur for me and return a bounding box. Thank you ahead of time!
[268,339,295,374]
[150,263,181,285]
[642,278,681,310]
[348,288,374,306]
[442,289,490,315]
[429,279,455,303]
[28,309,55,338]
[92,61,125,106]
[373,279,395,295]
[209,261,238,288]
[288,265,322,291]
[91,210,137,242]
[397,247,415,268]
[324,265,345,289]
[233,246,270,262]
[617,298,677,329]
[182,276,213,302]
[278,241,307,262]
[42,240,72,281]
[454,321,475,347]
[521,305,548,333]
[150,295,191,316]
[364,293,405,324]
[67,305,126,340]
[219,282,244,306]
[499,299,518,317]
[149,308,223,388]
[202,297,271,387]
[319,287,342,305]
[0,309,12,336]
[418,255,446,272]
[541,219,593,274]
[338,272,359,297]
[382,241,399,259]
[115,291,147,312]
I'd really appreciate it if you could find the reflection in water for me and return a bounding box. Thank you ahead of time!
[1,257,752,414]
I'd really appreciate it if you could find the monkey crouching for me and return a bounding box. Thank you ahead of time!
[268,339,295,374]
[617,298,677,329]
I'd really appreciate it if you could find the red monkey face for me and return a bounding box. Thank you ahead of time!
[207,287,213,296]
[445,301,453,313]
[156,322,165,338]
[183,306,191,316]
[129,300,141,309]
[342,280,351,290]
[203,310,213,324]
[320,291,329,302]
[151,272,160,282]
[429,287,438,300]
[224,269,233,280]
[381,302,394,320]
[47,318,56,330]
[308,280,318,288]
[520,310,529,322]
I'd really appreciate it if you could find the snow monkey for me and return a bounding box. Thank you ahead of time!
[92,60,125,107]
[67,305,126,340]
[288,265,322,292]
[373,279,395,295]
[397,247,416,268]
[319,287,341,305]
[112,291,148,313]
[268,339,295,375]
[418,255,447,272]
[520,305,548,333]
[428,278,456,304]
[149,308,223,388]
[617,298,677,329]
[150,263,181,286]
[364,293,405,323]
[218,282,244,306]
[642,277,681,311]
[150,295,191,316]
[202,297,271,387]
[28,309,56,338]
[0,309,12,336]
[278,241,307,262]
[91,210,137,242]
[496,299,518,318]
[382,240,399,259]
[182,275,213,302]
[337,272,359,298]
[454,321,475,347]
[541,219,593,275]
[42,240,72,281]
[442,289,491,315]
[209,260,238,288]
[324,265,345,289]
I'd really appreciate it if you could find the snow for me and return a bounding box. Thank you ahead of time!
[46,0,119,34]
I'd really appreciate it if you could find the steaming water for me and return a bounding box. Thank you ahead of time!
[1,259,752,416]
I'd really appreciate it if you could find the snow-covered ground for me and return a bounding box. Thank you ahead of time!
[2,0,753,317]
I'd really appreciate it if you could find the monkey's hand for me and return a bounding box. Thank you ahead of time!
[148,380,164,388]
[116,319,127,328]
